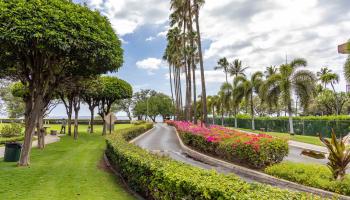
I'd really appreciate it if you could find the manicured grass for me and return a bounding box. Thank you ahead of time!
[234,128,325,146]
[0,124,136,200]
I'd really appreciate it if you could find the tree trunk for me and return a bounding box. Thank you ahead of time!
[19,94,42,166]
[251,93,255,130]
[89,106,94,133]
[37,113,45,149]
[73,99,80,140]
[192,62,197,124]
[102,118,106,136]
[212,107,215,125]
[195,2,208,125]
[67,111,72,136]
[288,102,294,134]
[169,65,175,105]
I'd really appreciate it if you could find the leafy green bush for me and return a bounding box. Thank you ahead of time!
[131,120,146,125]
[106,124,320,199]
[0,136,24,145]
[0,123,23,138]
[265,161,350,196]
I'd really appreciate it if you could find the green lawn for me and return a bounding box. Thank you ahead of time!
[0,124,136,200]
[234,128,325,146]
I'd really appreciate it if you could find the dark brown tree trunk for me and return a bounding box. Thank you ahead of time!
[73,97,80,140]
[89,106,94,133]
[19,94,42,166]
[194,1,207,125]
[37,113,45,149]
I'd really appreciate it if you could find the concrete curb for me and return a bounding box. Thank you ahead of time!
[171,126,349,200]
[129,125,156,144]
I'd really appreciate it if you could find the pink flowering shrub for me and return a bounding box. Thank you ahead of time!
[166,120,288,168]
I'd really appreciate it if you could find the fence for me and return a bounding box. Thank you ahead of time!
[212,118,350,138]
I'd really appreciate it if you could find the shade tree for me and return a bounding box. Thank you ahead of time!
[0,0,123,165]
[97,76,132,135]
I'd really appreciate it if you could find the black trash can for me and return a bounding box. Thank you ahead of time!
[4,142,22,162]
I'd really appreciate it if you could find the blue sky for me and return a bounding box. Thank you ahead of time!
[49,0,350,117]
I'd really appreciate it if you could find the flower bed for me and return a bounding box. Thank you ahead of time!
[167,120,288,168]
[106,123,319,199]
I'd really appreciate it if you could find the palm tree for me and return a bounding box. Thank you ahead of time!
[317,67,332,88]
[320,72,340,115]
[233,72,263,130]
[260,58,316,134]
[214,57,230,83]
[207,95,219,125]
[193,0,208,125]
[229,59,248,77]
[265,66,277,78]
[164,27,184,119]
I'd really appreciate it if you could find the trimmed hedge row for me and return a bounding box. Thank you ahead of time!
[0,136,24,145]
[105,124,320,199]
[265,161,350,196]
[213,117,350,137]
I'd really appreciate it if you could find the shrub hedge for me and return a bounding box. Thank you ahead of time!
[265,161,350,196]
[212,115,350,137]
[105,123,319,199]
[167,121,288,169]
[0,136,25,145]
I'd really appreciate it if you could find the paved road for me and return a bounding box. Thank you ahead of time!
[134,123,348,182]
[134,123,256,182]
[0,135,61,158]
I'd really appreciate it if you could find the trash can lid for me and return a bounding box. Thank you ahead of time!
[5,142,23,148]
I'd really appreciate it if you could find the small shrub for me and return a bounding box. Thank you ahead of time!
[319,130,350,180]
[0,123,23,138]
[265,161,350,196]
[106,124,320,199]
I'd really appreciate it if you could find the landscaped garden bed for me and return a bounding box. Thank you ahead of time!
[265,161,350,196]
[106,123,320,199]
[166,120,288,168]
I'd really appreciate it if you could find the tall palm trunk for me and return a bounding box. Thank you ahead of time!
[288,101,294,134]
[169,65,175,105]
[250,93,255,130]
[234,108,238,128]
[192,63,197,124]
[194,1,207,125]
[188,0,196,124]
[212,106,215,125]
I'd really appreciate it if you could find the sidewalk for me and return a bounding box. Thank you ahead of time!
[0,135,61,158]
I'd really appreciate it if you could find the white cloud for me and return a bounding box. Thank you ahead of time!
[136,58,164,74]
[157,30,167,37]
[198,0,350,91]
[86,0,169,36]
[145,36,155,42]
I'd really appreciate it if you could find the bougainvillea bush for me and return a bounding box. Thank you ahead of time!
[166,121,288,168]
